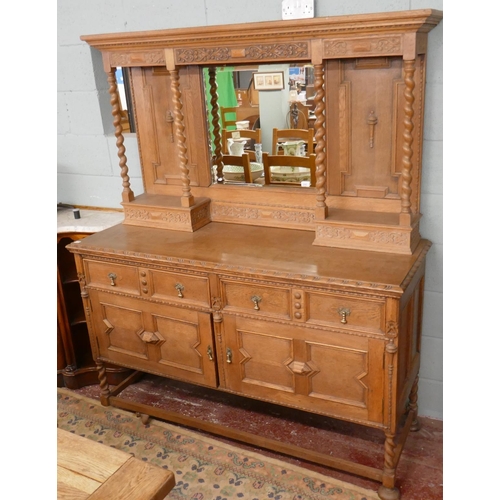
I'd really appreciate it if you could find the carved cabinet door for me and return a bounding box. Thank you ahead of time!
[219,315,386,425]
[88,290,218,388]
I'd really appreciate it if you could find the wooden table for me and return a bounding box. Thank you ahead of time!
[57,428,175,499]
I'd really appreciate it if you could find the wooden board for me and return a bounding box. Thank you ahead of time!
[57,429,175,500]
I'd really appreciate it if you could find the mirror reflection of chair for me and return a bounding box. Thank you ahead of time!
[262,152,316,187]
[220,106,238,129]
[222,128,262,153]
[272,128,314,155]
[221,153,252,183]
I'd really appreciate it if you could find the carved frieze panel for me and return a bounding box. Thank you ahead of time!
[323,36,402,59]
[211,201,315,228]
[175,42,309,64]
[122,199,211,232]
[314,222,417,255]
[316,225,410,246]
[109,51,166,67]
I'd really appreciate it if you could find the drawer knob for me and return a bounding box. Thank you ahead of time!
[338,307,351,324]
[108,273,117,286]
[174,283,185,298]
[251,295,262,310]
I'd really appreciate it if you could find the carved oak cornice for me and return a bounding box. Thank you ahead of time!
[81,10,443,65]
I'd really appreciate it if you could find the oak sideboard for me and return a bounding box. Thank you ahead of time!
[68,9,443,499]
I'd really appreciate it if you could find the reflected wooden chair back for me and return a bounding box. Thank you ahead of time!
[222,128,262,153]
[262,153,316,187]
[271,128,314,155]
[221,153,252,183]
[220,106,238,129]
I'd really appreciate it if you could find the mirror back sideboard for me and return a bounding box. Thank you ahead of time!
[70,10,442,499]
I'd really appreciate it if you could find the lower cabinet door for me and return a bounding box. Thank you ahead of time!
[220,315,385,424]
[88,290,218,388]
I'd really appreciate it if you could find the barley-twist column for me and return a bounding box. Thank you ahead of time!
[170,68,194,207]
[208,68,223,182]
[408,374,421,431]
[314,63,327,220]
[400,59,416,226]
[96,359,110,405]
[107,69,134,203]
[378,433,399,499]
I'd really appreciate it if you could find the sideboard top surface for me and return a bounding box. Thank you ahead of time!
[68,222,430,294]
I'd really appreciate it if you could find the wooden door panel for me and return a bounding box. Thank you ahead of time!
[221,316,385,423]
[89,290,217,387]
[235,329,294,393]
[327,57,404,199]
[154,312,211,377]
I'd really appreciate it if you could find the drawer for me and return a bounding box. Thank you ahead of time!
[221,280,291,319]
[85,260,140,295]
[147,269,210,306]
[305,291,385,334]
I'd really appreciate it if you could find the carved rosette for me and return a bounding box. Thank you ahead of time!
[385,321,398,354]
[211,297,222,322]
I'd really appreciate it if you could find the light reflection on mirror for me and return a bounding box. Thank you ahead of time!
[203,63,316,188]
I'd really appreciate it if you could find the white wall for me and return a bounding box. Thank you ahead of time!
[57,0,444,419]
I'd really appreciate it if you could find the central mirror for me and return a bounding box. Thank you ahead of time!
[202,63,316,188]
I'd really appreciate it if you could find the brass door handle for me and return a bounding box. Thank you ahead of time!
[338,307,351,324]
[207,345,214,361]
[226,347,232,364]
[108,273,117,286]
[251,295,262,311]
[174,283,184,298]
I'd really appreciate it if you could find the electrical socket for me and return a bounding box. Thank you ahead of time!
[282,0,314,20]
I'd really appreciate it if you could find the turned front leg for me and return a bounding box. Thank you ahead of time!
[96,359,111,406]
[378,433,400,500]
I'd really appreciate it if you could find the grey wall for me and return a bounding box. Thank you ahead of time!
[57,0,443,419]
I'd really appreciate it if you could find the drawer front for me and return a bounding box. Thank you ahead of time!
[305,291,385,334]
[148,269,210,306]
[221,280,291,319]
[88,290,217,388]
[85,260,140,295]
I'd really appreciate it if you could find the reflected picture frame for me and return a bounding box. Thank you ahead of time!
[253,71,285,91]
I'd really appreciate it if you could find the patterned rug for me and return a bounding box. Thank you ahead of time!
[57,388,379,500]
